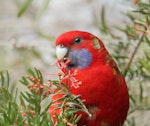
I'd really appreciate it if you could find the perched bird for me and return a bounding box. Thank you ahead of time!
[51,30,129,126]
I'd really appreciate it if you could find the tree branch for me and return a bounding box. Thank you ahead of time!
[124,29,146,76]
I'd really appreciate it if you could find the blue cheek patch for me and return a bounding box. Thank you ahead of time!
[68,49,92,69]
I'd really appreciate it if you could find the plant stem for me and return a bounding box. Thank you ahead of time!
[124,30,145,76]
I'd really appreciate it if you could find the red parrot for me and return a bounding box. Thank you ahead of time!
[50,30,129,126]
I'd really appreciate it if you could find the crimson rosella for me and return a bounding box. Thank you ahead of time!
[50,30,129,126]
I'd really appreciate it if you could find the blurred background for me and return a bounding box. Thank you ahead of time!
[0,0,130,74]
[0,0,150,125]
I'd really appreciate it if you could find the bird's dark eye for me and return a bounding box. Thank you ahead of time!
[59,44,64,48]
[73,37,82,44]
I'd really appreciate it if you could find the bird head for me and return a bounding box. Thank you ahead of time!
[55,30,109,70]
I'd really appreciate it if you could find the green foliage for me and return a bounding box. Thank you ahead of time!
[0,71,24,126]
[17,0,51,19]
[0,68,90,125]
[0,71,12,113]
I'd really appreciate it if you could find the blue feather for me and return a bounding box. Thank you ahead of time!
[68,49,92,69]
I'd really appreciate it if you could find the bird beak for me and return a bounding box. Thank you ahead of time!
[56,45,68,59]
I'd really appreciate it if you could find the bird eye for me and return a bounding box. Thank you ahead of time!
[59,44,64,48]
[73,37,82,44]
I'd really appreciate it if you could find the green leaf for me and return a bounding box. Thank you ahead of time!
[20,76,29,86]
[35,68,43,81]
[129,94,136,106]
[101,6,109,33]
[28,68,36,77]
[0,71,5,87]
[17,0,33,17]
[6,71,10,90]
[36,0,51,19]
[20,95,26,109]
[134,19,145,26]
[139,83,143,102]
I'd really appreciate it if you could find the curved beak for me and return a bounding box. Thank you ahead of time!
[56,45,68,59]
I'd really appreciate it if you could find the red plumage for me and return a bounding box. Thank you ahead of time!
[49,31,129,126]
